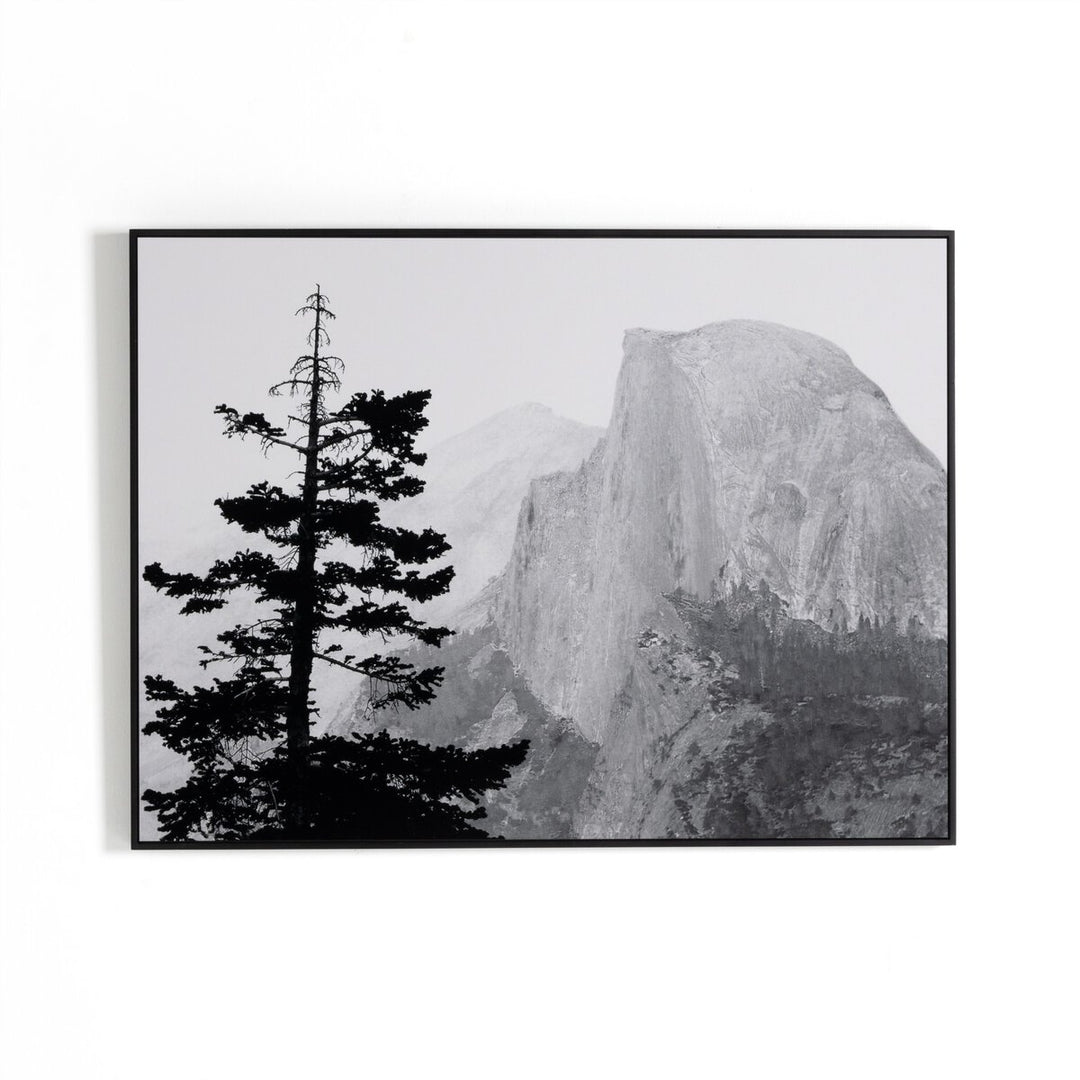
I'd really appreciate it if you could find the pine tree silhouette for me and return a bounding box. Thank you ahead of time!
[142,287,527,841]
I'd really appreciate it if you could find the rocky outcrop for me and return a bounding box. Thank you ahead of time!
[495,320,948,744]
[392,402,603,625]
[575,590,949,839]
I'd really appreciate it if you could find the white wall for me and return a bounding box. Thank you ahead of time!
[1,2,1076,1078]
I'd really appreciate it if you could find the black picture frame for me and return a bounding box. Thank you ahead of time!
[130,229,954,849]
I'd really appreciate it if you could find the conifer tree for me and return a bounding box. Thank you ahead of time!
[142,287,526,841]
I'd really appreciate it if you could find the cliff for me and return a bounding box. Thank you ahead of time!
[496,320,948,744]
[392,401,603,625]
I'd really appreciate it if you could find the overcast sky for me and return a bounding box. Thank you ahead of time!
[138,235,947,555]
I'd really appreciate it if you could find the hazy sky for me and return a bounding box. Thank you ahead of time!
[138,235,947,554]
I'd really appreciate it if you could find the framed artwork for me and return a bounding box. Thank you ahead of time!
[131,230,954,847]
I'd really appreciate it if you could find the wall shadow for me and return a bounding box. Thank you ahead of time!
[93,232,131,850]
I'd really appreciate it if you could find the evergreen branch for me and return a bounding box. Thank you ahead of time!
[296,299,336,319]
[215,405,305,452]
[269,378,314,395]
[313,651,369,676]
[215,483,304,540]
[316,424,371,450]
[143,551,281,613]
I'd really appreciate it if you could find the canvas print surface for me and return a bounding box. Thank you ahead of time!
[133,232,952,845]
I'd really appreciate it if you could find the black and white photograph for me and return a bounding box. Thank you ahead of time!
[8,2,1080,1077]
[134,231,952,845]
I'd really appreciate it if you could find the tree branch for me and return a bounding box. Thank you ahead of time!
[227,418,306,454]
[313,651,369,676]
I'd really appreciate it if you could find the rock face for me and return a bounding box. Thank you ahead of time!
[573,590,948,839]
[330,319,949,840]
[496,320,947,744]
[392,402,604,625]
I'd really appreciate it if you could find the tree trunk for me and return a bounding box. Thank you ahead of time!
[284,289,324,831]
